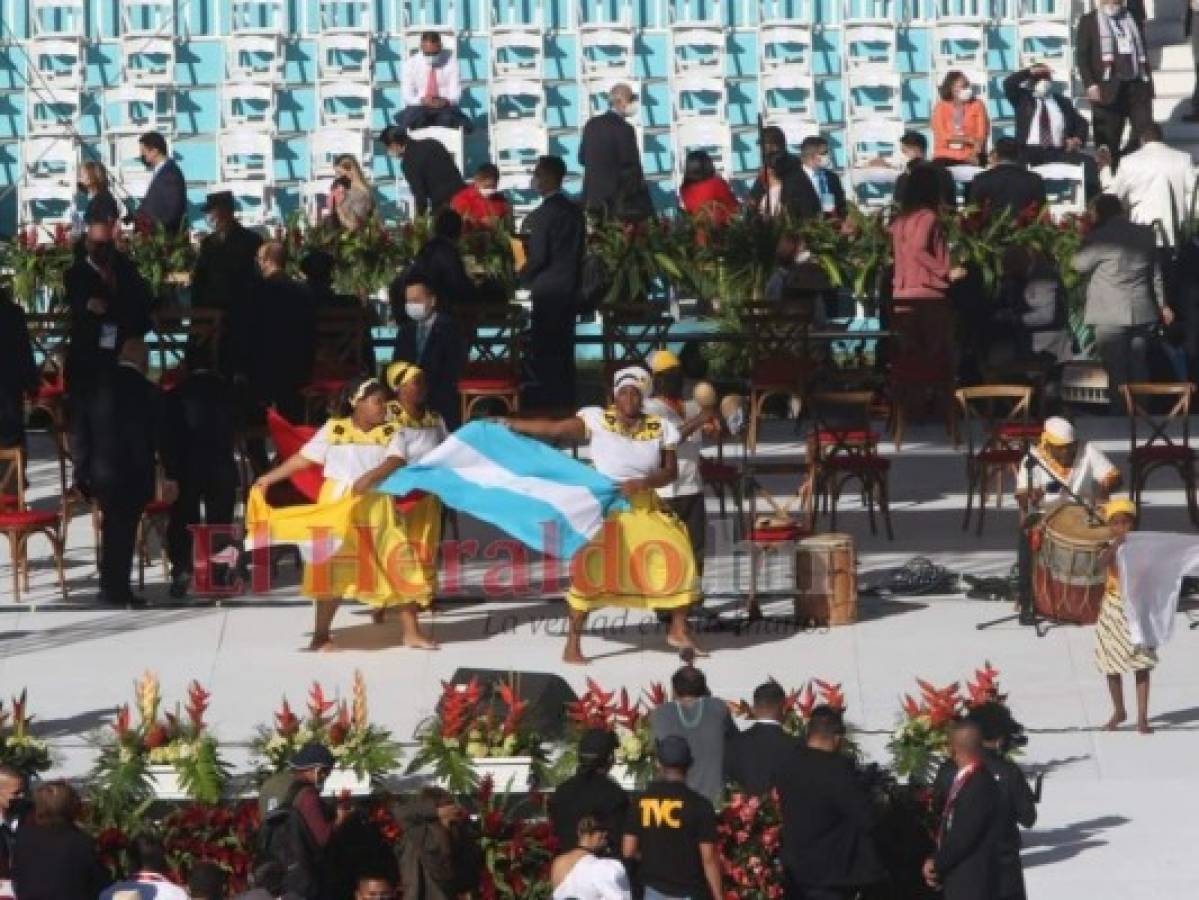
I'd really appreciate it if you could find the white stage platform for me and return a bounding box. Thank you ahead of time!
[4,416,1199,898]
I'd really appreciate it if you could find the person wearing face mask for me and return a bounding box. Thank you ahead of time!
[931,70,990,165]
[748,126,804,218]
[795,135,847,220]
[397,31,472,132]
[450,162,513,229]
[678,149,740,226]
[63,213,154,399]
[380,125,466,216]
[191,190,264,374]
[1077,0,1154,167]
[579,82,651,221]
[519,155,586,409]
[389,275,465,428]
[1002,65,1100,199]
[76,160,120,228]
[134,130,188,233]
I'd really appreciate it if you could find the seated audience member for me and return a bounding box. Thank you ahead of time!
[1003,64,1096,198]
[397,31,472,132]
[550,816,632,900]
[100,835,188,900]
[389,275,466,429]
[332,155,376,232]
[796,135,848,220]
[549,728,630,852]
[932,70,990,165]
[679,149,740,226]
[895,131,957,210]
[11,781,109,900]
[451,163,512,229]
[967,138,1047,221]
[324,176,353,230]
[725,680,801,795]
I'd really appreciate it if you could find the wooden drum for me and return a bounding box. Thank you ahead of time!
[796,533,858,626]
[1033,504,1111,625]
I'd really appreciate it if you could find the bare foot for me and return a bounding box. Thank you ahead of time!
[1102,711,1127,731]
[401,633,440,650]
[306,636,339,653]
[1136,719,1154,735]
[667,634,710,657]
[563,646,589,666]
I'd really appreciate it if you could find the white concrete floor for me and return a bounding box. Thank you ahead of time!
[4,416,1199,897]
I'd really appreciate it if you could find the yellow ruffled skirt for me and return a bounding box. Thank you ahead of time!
[565,491,698,612]
[246,482,441,608]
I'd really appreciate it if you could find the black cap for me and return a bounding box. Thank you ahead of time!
[289,742,335,771]
[655,735,693,769]
[578,728,618,762]
[203,190,235,213]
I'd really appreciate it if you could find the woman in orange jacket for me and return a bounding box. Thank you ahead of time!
[931,70,990,165]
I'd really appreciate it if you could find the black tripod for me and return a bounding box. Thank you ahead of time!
[976,452,1105,636]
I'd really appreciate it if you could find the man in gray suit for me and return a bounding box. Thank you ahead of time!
[1072,194,1173,413]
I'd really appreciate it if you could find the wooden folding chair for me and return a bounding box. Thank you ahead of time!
[806,389,893,539]
[742,301,819,453]
[600,304,672,396]
[458,305,525,423]
[24,311,72,496]
[1121,382,1199,525]
[302,307,369,422]
[955,385,1037,536]
[741,459,815,619]
[0,446,68,603]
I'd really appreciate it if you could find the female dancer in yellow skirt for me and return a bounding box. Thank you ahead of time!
[505,366,701,664]
[1095,498,1155,734]
[249,372,446,651]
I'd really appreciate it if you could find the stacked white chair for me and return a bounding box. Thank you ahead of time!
[401,0,464,184]
[1032,162,1086,218]
[119,0,176,88]
[19,136,78,235]
[670,0,728,180]
[226,0,286,83]
[846,116,906,208]
[1017,19,1072,73]
[577,0,636,79]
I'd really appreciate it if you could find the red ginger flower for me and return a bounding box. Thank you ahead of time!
[307,682,335,727]
[275,699,300,737]
[186,680,210,733]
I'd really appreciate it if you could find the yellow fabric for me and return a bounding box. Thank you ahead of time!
[648,349,681,374]
[1103,498,1137,522]
[246,483,441,608]
[386,402,441,429]
[385,361,423,390]
[325,417,398,447]
[565,491,698,612]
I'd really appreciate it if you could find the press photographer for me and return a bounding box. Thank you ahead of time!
[931,704,1038,900]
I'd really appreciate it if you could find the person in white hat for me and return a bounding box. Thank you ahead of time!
[505,365,702,663]
[1013,415,1121,623]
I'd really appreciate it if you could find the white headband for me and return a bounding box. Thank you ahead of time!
[613,366,651,396]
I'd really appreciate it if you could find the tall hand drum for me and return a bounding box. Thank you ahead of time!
[796,533,858,626]
[1033,504,1111,625]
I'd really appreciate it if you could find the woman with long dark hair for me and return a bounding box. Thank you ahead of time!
[678,150,739,226]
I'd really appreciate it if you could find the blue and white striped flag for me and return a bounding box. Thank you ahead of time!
[376,421,626,558]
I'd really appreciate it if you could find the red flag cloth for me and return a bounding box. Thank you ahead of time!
[266,409,323,502]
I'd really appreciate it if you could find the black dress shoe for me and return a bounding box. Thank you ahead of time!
[169,572,191,600]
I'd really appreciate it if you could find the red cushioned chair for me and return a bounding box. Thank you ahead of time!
[955,385,1035,536]
[458,306,525,423]
[599,304,673,402]
[807,390,893,539]
[1121,383,1199,526]
[25,311,72,496]
[0,446,67,603]
[742,301,820,453]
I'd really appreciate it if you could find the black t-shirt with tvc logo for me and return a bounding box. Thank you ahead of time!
[624,779,718,897]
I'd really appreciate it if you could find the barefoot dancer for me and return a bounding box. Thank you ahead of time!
[249,375,444,651]
[505,366,701,664]
[1095,498,1155,735]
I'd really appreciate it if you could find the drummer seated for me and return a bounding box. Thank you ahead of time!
[1015,415,1121,515]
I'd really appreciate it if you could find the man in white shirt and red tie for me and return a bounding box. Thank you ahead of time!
[397,31,472,132]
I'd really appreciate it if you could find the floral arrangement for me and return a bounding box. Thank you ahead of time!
[160,801,260,889]
[122,220,198,299]
[408,677,545,793]
[476,777,557,900]
[730,678,860,763]
[90,672,228,822]
[0,690,52,776]
[888,662,1008,786]
[556,678,657,787]
[251,672,400,781]
[717,790,785,899]
[0,224,74,308]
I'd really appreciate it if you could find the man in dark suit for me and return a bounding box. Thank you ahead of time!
[0,765,27,880]
[301,250,376,375]
[924,719,1003,900]
[725,681,800,796]
[792,135,848,220]
[136,131,188,233]
[1077,0,1154,164]
[0,286,38,450]
[192,190,263,374]
[390,273,466,429]
[579,82,650,220]
[234,241,317,424]
[381,125,467,216]
[404,208,476,311]
[520,155,585,409]
[161,344,239,599]
[1003,65,1100,198]
[967,138,1047,220]
[63,216,154,401]
[895,131,957,210]
[773,706,884,900]
[72,337,177,607]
